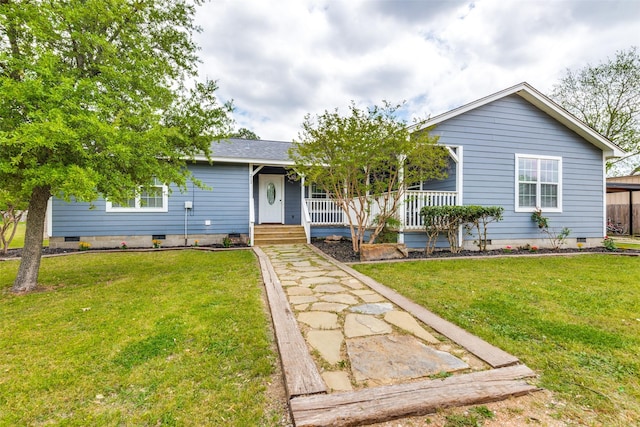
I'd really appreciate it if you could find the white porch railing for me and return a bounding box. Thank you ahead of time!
[305,190,457,230]
[404,190,457,230]
[305,198,345,225]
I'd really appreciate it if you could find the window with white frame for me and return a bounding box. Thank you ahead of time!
[106,179,168,212]
[309,183,329,198]
[515,154,562,212]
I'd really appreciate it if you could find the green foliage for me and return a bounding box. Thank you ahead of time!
[532,209,571,249]
[373,215,401,243]
[420,205,503,253]
[1,0,233,290]
[464,205,504,251]
[289,101,449,252]
[530,208,549,229]
[355,255,640,425]
[551,46,640,174]
[444,406,494,427]
[0,186,28,254]
[603,236,617,251]
[0,0,232,202]
[231,127,260,140]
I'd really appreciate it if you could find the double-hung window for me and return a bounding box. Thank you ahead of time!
[106,179,168,212]
[515,154,562,212]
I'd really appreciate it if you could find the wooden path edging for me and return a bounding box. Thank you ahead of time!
[257,244,539,426]
[307,244,520,368]
[290,364,539,426]
[253,247,327,398]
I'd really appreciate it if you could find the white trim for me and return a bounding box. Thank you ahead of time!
[456,146,463,206]
[192,155,295,166]
[602,152,607,237]
[249,164,255,246]
[411,82,626,159]
[46,197,53,237]
[106,183,169,213]
[514,154,562,213]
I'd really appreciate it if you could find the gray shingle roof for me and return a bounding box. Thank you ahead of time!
[210,138,293,163]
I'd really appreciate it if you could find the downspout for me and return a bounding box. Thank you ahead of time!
[184,206,188,245]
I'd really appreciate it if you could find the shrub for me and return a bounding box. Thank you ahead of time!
[603,236,617,251]
[531,209,570,250]
[420,205,504,254]
[373,215,401,244]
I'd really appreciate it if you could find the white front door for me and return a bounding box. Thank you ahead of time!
[259,174,284,224]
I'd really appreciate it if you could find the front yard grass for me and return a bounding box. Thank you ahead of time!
[5,221,48,249]
[0,250,283,426]
[355,254,640,426]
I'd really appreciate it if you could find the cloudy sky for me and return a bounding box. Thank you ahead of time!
[194,0,639,141]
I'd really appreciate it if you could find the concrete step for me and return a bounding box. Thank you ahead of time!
[254,225,307,245]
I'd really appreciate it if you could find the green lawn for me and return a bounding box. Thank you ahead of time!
[354,255,640,426]
[6,221,48,249]
[0,250,283,426]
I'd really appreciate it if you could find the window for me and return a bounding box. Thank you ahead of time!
[309,183,329,199]
[106,179,168,212]
[515,154,561,212]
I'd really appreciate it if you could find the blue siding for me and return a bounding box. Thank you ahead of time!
[433,94,604,241]
[52,163,250,236]
[284,178,301,225]
[423,159,457,191]
[311,227,353,239]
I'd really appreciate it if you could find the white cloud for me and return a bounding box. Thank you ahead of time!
[193,0,640,141]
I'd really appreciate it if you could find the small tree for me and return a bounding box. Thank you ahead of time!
[290,101,449,253]
[551,47,640,174]
[465,206,504,251]
[531,209,571,250]
[0,187,28,255]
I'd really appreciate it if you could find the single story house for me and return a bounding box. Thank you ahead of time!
[49,82,624,250]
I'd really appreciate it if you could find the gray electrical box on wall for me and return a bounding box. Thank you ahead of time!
[184,201,193,209]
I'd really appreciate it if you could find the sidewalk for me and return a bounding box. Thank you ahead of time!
[254,244,537,426]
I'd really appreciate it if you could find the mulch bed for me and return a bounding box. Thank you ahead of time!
[3,240,635,263]
[0,244,248,260]
[311,238,632,264]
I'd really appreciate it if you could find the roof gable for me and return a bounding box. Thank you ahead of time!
[412,82,625,158]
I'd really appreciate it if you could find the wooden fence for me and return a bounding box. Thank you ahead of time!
[607,204,640,236]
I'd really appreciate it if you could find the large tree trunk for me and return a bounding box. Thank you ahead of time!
[12,186,50,293]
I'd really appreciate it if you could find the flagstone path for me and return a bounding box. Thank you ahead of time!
[254,244,538,426]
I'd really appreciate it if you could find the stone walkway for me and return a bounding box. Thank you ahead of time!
[261,244,489,391]
[256,244,537,426]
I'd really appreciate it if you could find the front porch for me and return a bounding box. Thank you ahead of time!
[304,190,459,231]
[248,145,461,245]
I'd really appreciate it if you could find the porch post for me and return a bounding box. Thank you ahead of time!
[249,164,254,246]
[398,154,406,244]
[301,174,306,223]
